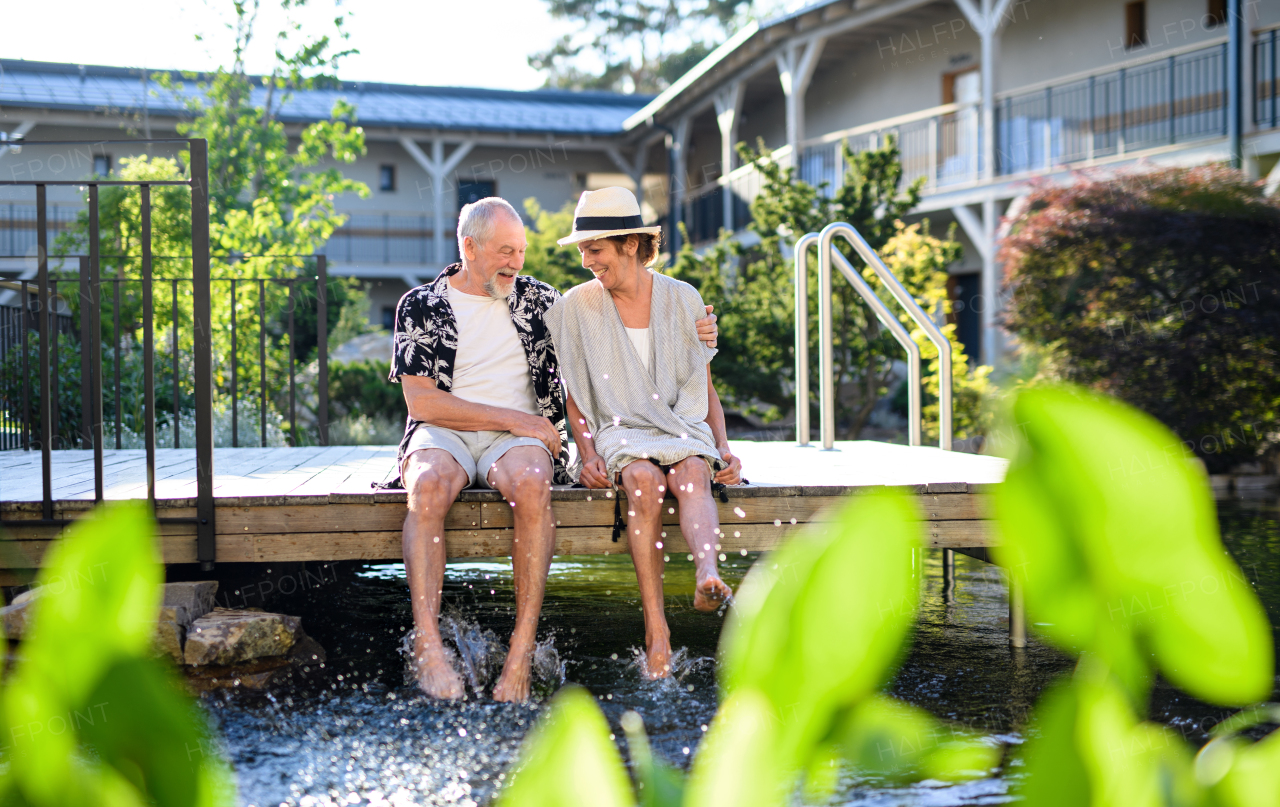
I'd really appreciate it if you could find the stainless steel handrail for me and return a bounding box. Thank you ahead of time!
[795,221,953,451]
[793,232,818,446]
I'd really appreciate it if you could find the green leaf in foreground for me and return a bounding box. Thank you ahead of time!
[620,711,685,807]
[991,385,1273,706]
[0,501,234,807]
[497,686,635,807]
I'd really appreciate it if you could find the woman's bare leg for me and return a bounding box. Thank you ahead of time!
[669,457,733,612]
[619,460,672,678]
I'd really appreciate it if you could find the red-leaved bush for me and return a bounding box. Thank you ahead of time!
[999,165,1280,472]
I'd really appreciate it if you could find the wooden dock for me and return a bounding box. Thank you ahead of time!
[0,441,1007,570]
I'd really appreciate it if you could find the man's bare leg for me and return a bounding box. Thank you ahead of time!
[620,461,672,679]
[403,449,469,698]
[487,446,557,702]
[669,458,733,612]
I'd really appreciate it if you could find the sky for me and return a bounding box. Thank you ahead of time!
[1,0,576,90]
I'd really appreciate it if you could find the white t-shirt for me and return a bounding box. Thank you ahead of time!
[625,326,651,372]
[447,282,539,415]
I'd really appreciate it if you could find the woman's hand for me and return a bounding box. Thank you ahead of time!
[695,305,718,348]
[579,455,611,489]
[715,446,742,486]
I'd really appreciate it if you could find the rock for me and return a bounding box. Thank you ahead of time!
[158,605,190,627]
[162,582,218,622]
[289,634,327,666]
[1,587,44,639]
[183,608,301,666]
[154,620,186,663]
[184,656,294,692]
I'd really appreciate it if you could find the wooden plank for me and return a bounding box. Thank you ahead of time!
[0,534,205,568]
[925,520,996,547]
[230,519,997,563]
[214,501,480,534]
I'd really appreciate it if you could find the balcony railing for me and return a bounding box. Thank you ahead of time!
[689,38,1240,241]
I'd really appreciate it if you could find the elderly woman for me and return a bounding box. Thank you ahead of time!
[545,187,743,679]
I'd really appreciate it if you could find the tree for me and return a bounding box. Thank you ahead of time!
[52,0,370,443]
[999,165,1280,472]
[669,138,990,442]
[529,0,756,93]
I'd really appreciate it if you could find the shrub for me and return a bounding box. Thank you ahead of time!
[1000,166,1280,472]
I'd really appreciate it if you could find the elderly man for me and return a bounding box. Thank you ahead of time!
[389,196,717,701]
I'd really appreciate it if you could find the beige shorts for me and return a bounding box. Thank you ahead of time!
[402,424,549,489]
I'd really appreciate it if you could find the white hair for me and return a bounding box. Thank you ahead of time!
[457,196,522,254]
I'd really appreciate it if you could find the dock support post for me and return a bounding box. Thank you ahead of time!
[942,548,955,604]
[1008,574,1026,647]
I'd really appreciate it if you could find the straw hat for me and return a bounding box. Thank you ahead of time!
[556,186,662,246]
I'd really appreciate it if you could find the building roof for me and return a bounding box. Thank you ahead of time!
[0,60,653,136]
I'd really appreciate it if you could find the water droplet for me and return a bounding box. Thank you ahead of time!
[719,553,727,561]
[790,517,797,525]
[458,728,467,737]
[687,554,694,561]
[682,746,691,754]
[740,548,748,556]
[603,374,609,379]
[734,507,746,518]
[774,519,782,527]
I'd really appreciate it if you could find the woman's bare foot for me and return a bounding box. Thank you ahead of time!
[414,636,465,699]
[492,637,534,702]
[643,630,673,679]
[693,571,732,612]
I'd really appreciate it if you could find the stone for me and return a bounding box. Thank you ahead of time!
[183,608,301,666]
[184,657,294,692]
[289,634,327,666]
[162,582,218,622]
[158,605,190,627]
[154,620,186,664]
[1,587,44,639]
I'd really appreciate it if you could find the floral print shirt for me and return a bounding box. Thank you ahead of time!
[386,263,572,485]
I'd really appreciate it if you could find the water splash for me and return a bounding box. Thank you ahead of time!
[398,612,566,700]
[629,646,715,684]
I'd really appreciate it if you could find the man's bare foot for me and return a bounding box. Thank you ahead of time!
[693,571,732,612]
[492,637,534,702]
[644,634,673,679]
[414,637,465,699]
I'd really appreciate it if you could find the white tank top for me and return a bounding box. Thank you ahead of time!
[625,326,651,372]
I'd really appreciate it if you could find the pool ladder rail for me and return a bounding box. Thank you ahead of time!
[793,222,954,451]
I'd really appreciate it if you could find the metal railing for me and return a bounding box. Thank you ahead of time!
[0,139,243,570]
[794,222,952,451]
[697,39,1234,235]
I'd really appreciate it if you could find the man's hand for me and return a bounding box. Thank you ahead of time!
[579,455,610,489]
[508,412,561,459]
[695,304,718,348]
[714,445,742,486]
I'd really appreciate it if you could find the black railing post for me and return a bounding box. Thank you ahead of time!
[231,279,238,447]
[258,279,266,448]
[78,257,92,449]
[113,278,121,450]
[20,280,30,451]
[172,279,179,448]
[317,254,328,447]
[189,138,216,570]
[141,185,156,503]
[36,184,52,519]
[1271,29,1277,129]
[288,280,296,447]
[1227,0,1243,167]
[1168,55,1177,144]
[88,185,104,502]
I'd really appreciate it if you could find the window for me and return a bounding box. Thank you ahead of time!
[379,164,396,192]
[381,306,396,332]
[1125,1,1146,49]
[93,154,111,176]
[457,180,496,208]
[1207,0,1226,27]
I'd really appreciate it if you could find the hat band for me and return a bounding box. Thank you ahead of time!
[574,214,644,231]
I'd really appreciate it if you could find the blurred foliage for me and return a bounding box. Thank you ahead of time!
[668,138,991,438]
[0,502,234,806]
[1000,166,1280,472]
[992,385,1278,807]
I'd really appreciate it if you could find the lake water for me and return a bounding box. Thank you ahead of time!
[202,497,1280,806]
